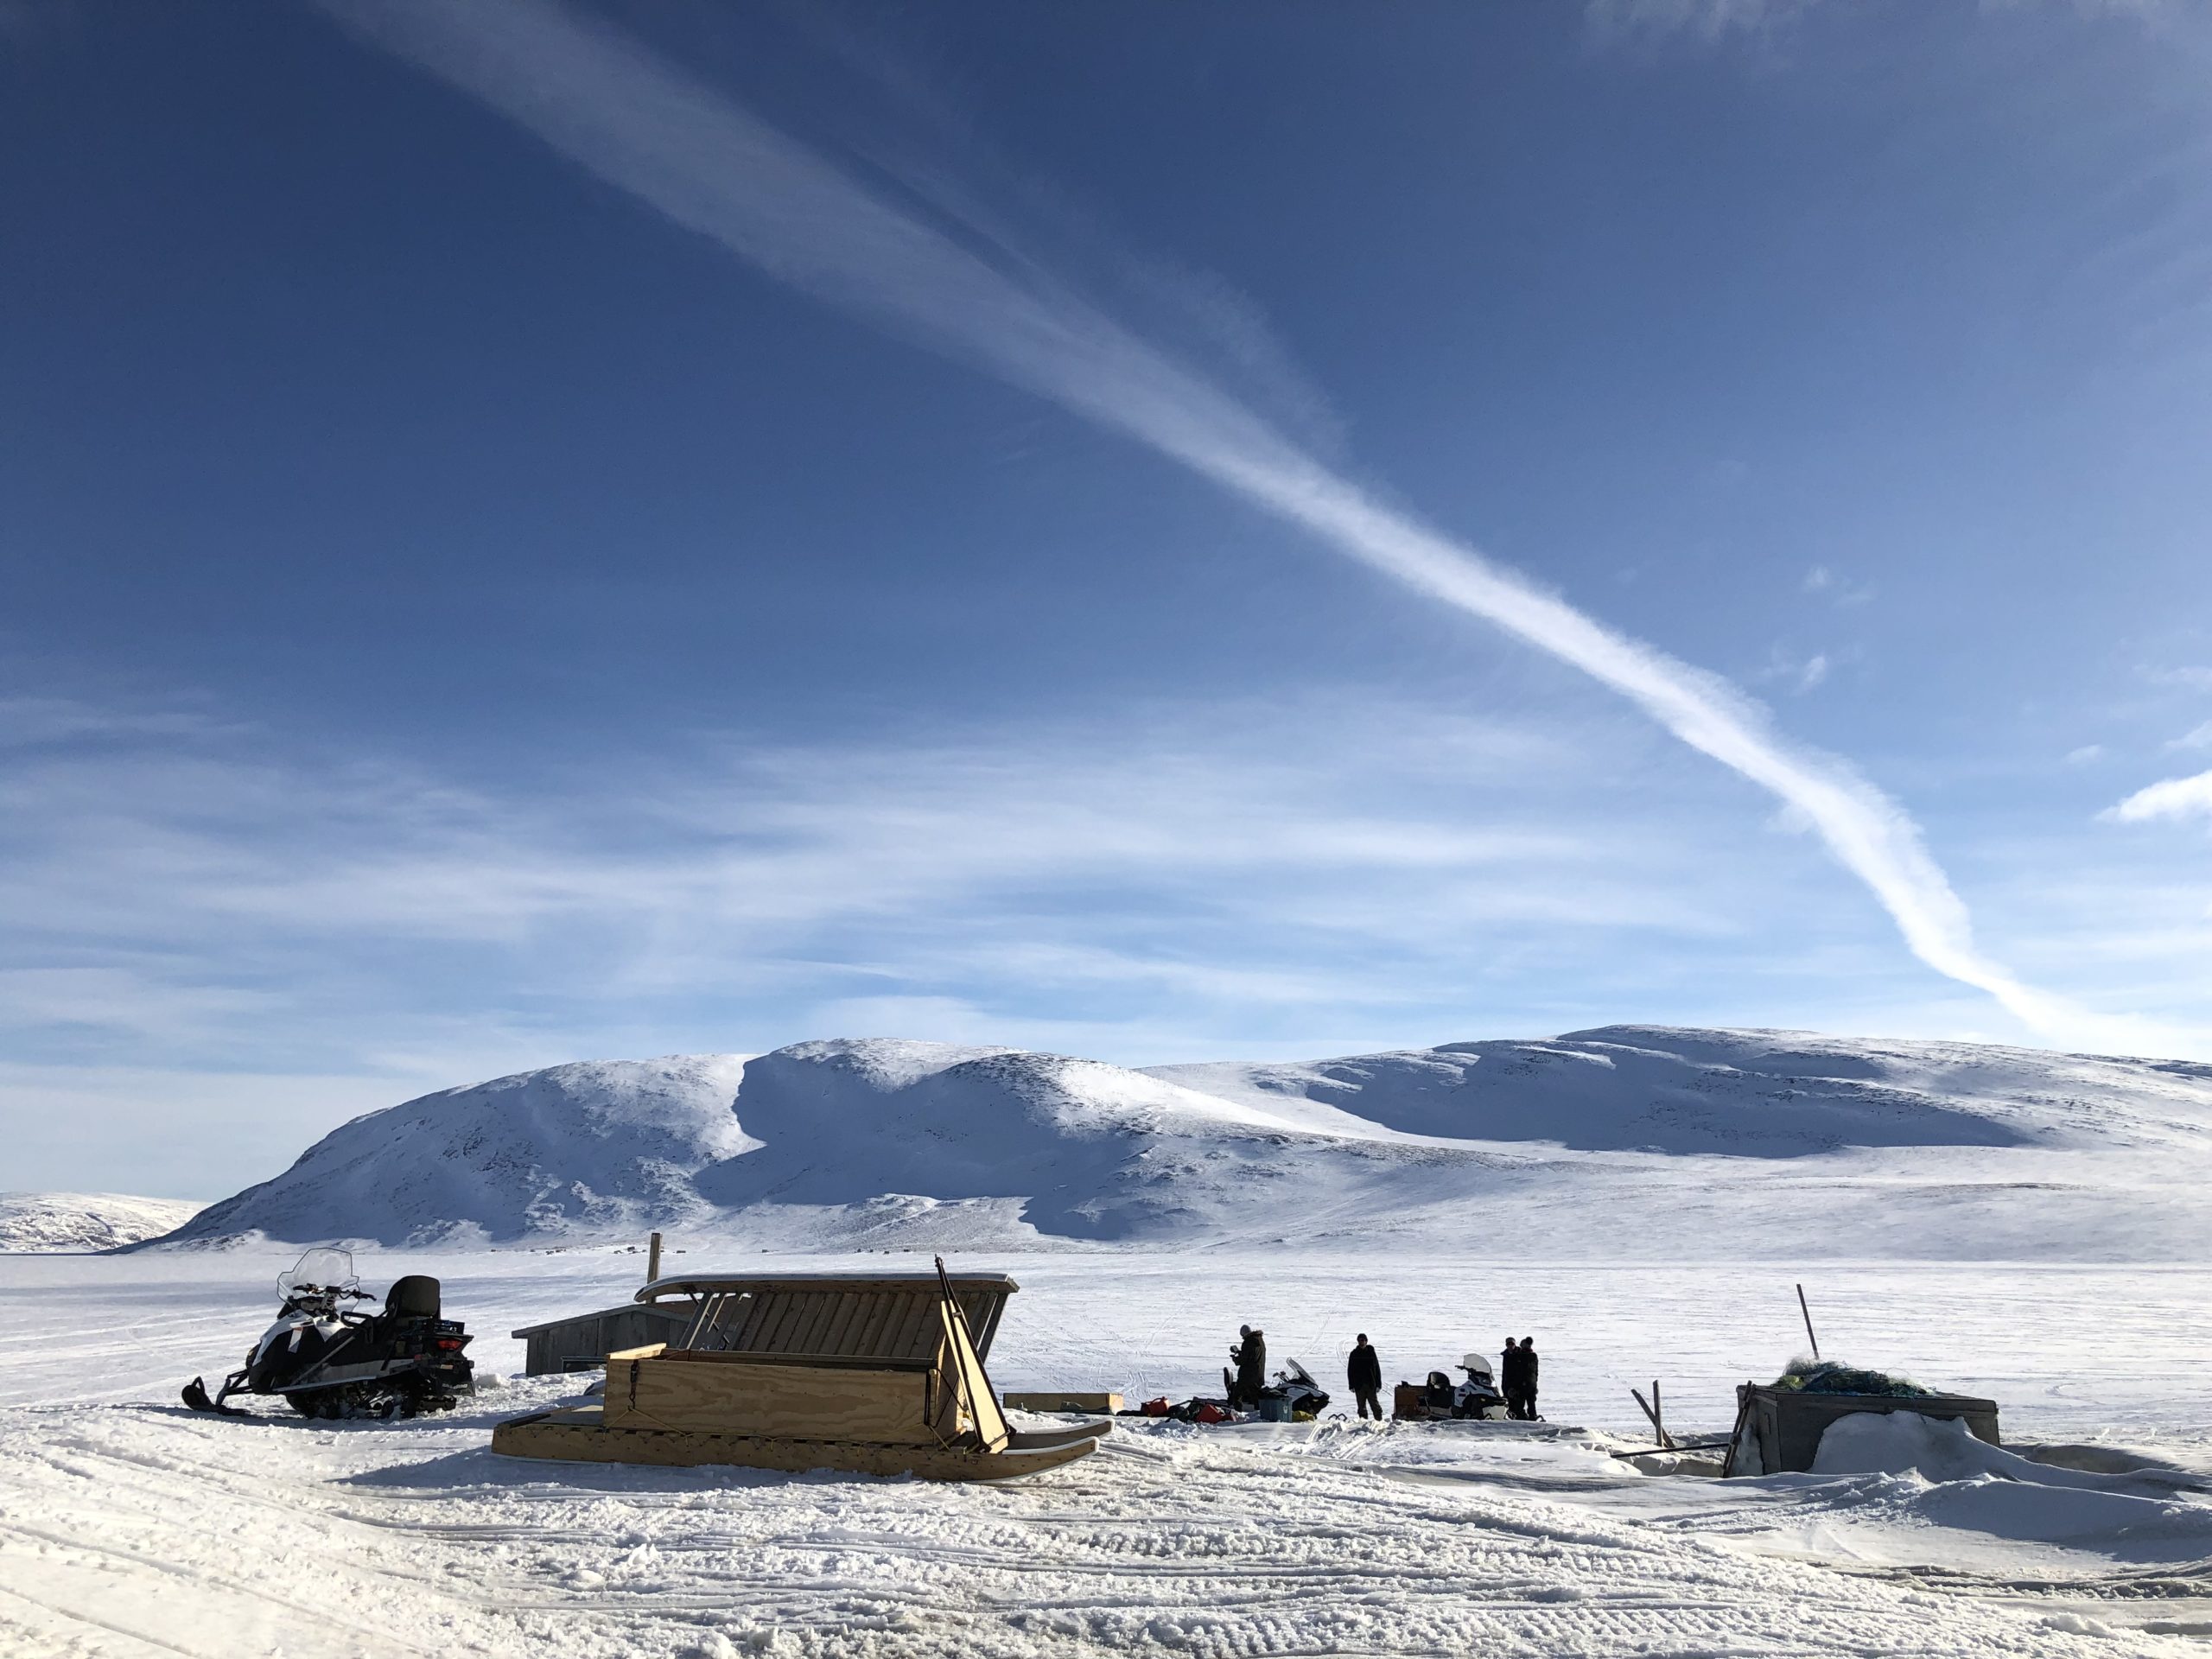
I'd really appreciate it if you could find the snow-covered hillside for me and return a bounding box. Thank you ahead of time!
[169,1056,754,1249]
[0,1192,202,1252]
[154,1027,2212,1258]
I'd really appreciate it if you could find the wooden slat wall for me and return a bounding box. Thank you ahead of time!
[656,1280,1016,1362]
[694,1285,1012,1363]
[604,1352,954,1443]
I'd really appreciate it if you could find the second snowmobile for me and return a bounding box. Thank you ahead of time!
[181,1247,474,1420]
[1220,1357,1332,1421]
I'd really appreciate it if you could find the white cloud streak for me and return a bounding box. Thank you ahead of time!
[2107,769,2212,825]
[322,0,2095,1039]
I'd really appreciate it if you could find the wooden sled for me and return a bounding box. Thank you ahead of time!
[491,1405,1107,1481]
[491,1256,1109,1483]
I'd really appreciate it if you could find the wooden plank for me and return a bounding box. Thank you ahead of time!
[607,1352,945,1443]
[816,1289,866,1357]
[793,1290,843,1355]
[1001,1392,1124,1414]
[490,1408,1100,1482]
[854,1291,902,1360]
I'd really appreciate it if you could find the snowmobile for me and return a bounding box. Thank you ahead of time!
[1218,1357,1332,1421]
[1446,1351,1509,1419]
[181,1247,474,1420]
[1398,1352,1510,1421]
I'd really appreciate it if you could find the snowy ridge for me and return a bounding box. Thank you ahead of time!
[170,1055,755,1249]
[153,1027,2212,1258]
[0,1192,203,1253]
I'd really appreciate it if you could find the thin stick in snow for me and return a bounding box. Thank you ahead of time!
[1796,1283,1821,1363]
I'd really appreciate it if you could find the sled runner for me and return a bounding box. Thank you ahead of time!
[491,1257,1107,1481]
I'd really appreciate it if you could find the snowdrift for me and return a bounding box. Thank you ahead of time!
[152,1027,2212,1256]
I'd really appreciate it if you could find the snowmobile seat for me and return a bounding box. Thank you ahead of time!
[385,1275,442,1319]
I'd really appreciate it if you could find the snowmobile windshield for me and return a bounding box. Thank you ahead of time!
[1284,1360,1317,1389]
[278,1248,359,1300]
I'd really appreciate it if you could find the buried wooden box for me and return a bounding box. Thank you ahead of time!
[1723,1383,2000,1476]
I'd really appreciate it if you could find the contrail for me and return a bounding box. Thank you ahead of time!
[321,0,2087,1037]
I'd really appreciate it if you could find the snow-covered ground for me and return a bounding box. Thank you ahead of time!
[4,1244,2209,1656]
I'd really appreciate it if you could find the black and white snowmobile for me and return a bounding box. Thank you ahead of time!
[1405,1352,1510,1420]
[1446,1351,1509,1419]
[181,1247,474,1420]
[1230,1358,1331,1421]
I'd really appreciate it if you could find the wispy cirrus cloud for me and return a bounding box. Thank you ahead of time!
[2106,768,2212,825]
[315,0,2113,1045]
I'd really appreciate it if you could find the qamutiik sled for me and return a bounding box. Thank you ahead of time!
[492,1256,1108,1480]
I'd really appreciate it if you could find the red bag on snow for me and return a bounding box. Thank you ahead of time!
[1141,1396,1172,1417]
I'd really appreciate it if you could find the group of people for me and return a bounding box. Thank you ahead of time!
[1344,1332,1542,1421]
[1231,1324,1545,1421]
[1499,1335,1541,1421]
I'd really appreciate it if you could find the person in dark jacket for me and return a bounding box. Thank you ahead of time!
[1501,1338,1531,1420]
[1519,1338,1540,1421]
[1230,1325,1267,1408]
[1347,1334,1383,1420]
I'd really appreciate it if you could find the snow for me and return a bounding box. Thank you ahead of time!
[0,1192,202,1252]
[169,1055,756,1248]
[152,1027,2212,1261]
[3,1246,2209,1656]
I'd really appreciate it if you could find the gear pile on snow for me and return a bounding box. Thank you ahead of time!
[1770,1358,1932,1398]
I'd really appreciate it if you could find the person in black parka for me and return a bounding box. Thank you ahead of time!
[1519,1337,1540,1421]
[1347,1333,1383,1420]
[1231,1325,1267,1408]
[1501,1338,1530,1419]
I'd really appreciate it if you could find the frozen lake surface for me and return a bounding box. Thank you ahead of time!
[3,1245,2209,1656]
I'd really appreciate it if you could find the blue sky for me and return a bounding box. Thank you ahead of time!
[5,0,2212,1198]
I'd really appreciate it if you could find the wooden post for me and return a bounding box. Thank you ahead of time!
[1631,1386,1673,1448]
[1796,1282,1820,1363]
[646,1231,663,1285]
[1652,1379,1672,1448]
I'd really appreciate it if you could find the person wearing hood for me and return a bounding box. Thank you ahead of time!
[1346,1333,1383,1420]
[1230,1325,1267,1408]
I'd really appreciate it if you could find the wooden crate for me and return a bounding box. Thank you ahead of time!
[601,1345,957,1445]
[1726,1384,2001,1475]
[1001,1391,1122,1414]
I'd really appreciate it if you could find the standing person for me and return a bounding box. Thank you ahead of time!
[1520,1337,1541,1421]
[1501,1338,1529,1419]
[1230,1325,1267,1408]
[1347,1333,1383,1421]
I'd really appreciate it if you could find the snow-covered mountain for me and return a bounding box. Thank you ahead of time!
[152,1027,2212,1258]
[170,1056,754,1249]
[1,1192,204,1252]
